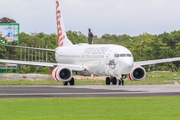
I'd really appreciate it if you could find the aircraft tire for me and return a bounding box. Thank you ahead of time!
[119,80,122,86]
[106,77,110,85]
[112,77,117,85]
[69,77,75,86]
[63,82,68,86]
[122,80,124,86]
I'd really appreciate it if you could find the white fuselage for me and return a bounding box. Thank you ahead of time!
[55,44,134,77]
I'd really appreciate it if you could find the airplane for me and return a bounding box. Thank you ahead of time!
[1,0,180,86]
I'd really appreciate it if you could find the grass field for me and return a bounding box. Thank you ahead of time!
[0,72,180,85]
[0,97,180,120]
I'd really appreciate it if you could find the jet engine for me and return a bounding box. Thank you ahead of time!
[52,66,72,82]
[128,65,146,81]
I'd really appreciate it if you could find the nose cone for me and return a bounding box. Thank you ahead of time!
[120,58,133,74]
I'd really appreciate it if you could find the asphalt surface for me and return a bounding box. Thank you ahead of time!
[0,85,180,98]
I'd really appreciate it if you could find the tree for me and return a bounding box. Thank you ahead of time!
[67,31,88,44]
[0,34,6,59]
[4,29,180,72]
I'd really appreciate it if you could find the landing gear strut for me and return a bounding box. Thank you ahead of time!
[63,77,75,86]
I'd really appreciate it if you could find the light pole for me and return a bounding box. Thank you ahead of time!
[140,41,143,61]
[129,39,132,43]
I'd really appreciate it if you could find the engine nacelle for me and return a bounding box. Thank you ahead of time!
[128,65,146,81]
[52,66,72,82]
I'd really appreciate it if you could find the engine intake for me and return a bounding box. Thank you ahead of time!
[52,66,72,82]
[128,65,146,81]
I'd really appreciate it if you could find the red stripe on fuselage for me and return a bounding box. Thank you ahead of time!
[55,48,59,51]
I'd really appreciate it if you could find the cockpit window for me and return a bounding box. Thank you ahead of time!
[114,54,132,58]
[114,54,119,58]
[120,54,126,57]
[127,54,132,57]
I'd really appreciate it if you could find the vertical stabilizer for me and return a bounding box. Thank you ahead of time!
[56,0,73,47]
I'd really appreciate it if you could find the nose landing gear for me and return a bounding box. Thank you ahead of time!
[119,79,124,86]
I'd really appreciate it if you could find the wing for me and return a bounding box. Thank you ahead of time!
[134,57,180,66]
[0,59,84,71]
[5,45,55,52]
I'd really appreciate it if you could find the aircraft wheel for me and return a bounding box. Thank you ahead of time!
[122,80,124,86]
[63,82,68,86]
[112,77,117,85]
[106,77,110,85]
[69,77,75,86]
[119,79,122,85]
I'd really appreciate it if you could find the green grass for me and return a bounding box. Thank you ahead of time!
[126,72,180,85]
[0,72,180,85]
[0,97,180,120]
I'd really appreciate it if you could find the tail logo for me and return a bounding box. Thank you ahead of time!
[56,0,65,47]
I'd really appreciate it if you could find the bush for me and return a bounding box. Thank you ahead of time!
[41,67,50,74]
[7,69,13,73]
[21,66,30,74]
[29,66,37,73]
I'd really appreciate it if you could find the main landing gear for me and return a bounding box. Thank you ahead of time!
[63,77,75,86]
[119,78,124,86]
[105,77,124,86]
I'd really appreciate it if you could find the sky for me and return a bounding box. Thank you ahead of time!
[0,0,180,37]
